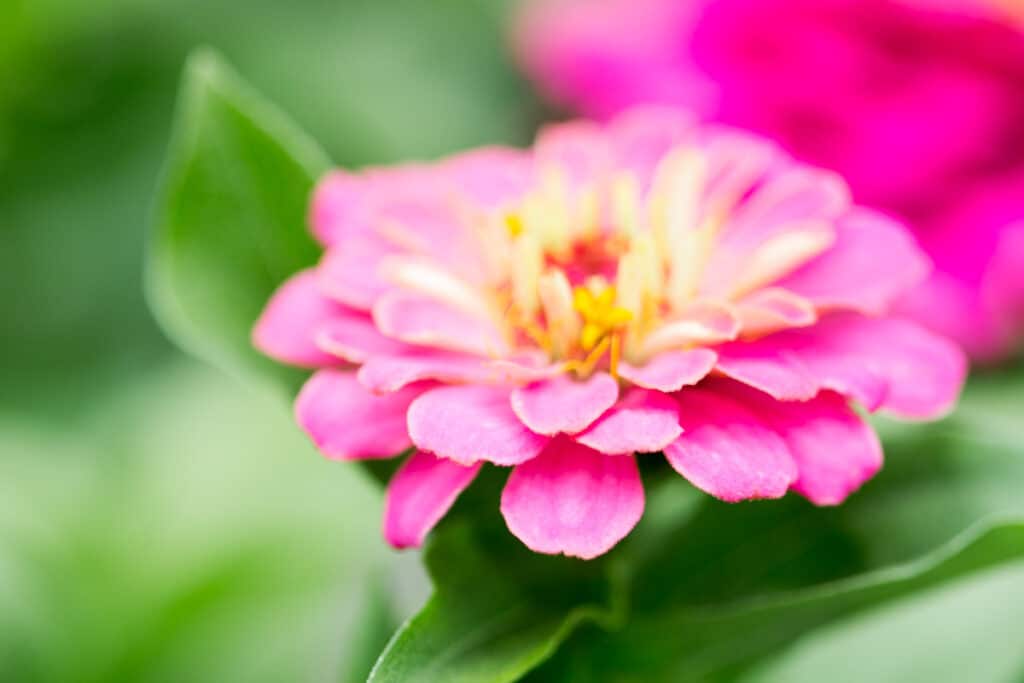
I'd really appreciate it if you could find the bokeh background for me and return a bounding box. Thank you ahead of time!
[2,0,1023,681]
[1,0,532,680]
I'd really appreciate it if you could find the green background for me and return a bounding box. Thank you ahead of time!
[1,0,531,679]
[2,0,1024,681]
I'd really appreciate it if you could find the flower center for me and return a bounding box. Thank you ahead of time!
[496,153,715,376]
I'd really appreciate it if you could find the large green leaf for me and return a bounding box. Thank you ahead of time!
[740,559,1024,683]
[147,48,328,397]
[369,492,628,683]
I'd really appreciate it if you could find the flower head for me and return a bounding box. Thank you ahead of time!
[517,0,1024,360]
[254,109,965,559]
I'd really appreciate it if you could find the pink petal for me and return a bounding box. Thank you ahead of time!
[383,450,481,549]
[407,385,550,466]
[358,350,560,394]
[618,348,718,392]
[985,221,1024,354]
[252,270,347,368]
[373,200,492,284]
[718,380,883,505]
[640,302,741,356]
[665,386,798,502]
[317,234,397,311]
[373,291,508,357]
[442,146,535,209]
[702,129,783,213]
[534,119,610,187]
[315,314,409,363]
[896,270,1007,363]
[735,288,817,337]
[510,372,619,436]
[779,209,931,314]
[809,314,967,420]
[295,370,421,460]
[358,350,500,393]
[500,438,644,560]
[715,313,966,417]
[724,166,850,252]
[767,329,891,412]
[607,106,696,184]
[310,171,369,246]
[713,340,820,401]
[576,388,682,455]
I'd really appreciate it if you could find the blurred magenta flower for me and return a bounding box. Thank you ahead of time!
[253,109,964,559]
[516,0,1024,360]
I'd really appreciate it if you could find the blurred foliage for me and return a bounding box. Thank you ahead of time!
[0,361,395,682]
[0,0,533,418]
[0,0,529,680]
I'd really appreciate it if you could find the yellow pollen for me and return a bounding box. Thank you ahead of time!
[504,212,525,238]
[571,285,633,377]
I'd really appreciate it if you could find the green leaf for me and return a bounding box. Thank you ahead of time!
[369,471,630,683]
[147,48,329,398]
[740,559,1024,683]
[529,520,1024,682]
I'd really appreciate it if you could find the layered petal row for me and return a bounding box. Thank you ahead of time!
[254,108,965,558]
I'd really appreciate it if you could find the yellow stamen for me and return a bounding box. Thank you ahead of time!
[565,336,612,379]
[570,283,634,372]
[609,332,622,379]
[504,212,524,237]
[522,321,553,353]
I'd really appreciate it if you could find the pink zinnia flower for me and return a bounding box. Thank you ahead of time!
[253,109,964,559]
[517,0,1024,360]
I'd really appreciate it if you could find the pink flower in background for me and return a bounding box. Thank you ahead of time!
[517,0,1024,360]
[254,109,964,559]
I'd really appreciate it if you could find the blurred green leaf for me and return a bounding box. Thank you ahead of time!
[370,488,628,683]
[528,521,1024,683]
[0,362,398,683]
[148,48,327,398]
[740,560,1024,683]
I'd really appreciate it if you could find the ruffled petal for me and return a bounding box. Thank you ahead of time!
[718,380,883,505]
[252,270,347,368]
[511,372,619,435]
[407,385,550,466]
[734,287,817,337]
[383,450,481,548]
[373,291,508,357]
[665,386,797,502]
[713,339,820,401]
[608,106,696,184]
[317,234,397,310]
[723,166,850,252]
[501,438,644,559]
[779,209,931,313]
[442,146,535,209]
[358,350,500,393]
[715,313,966,417]
[808,314,967,419]
[618,348,717,392]
[310,171,370,246]
[534,119,610,186]
[315,314,409,363]
[295,370,421,460]
[576,388,682,454]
